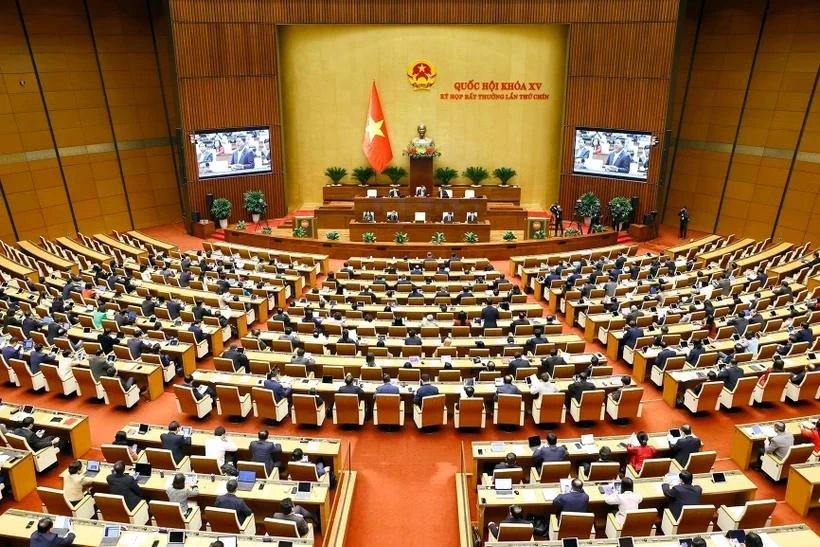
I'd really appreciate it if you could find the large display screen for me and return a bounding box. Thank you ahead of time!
[194,127,271,179]
[573,127,652,182]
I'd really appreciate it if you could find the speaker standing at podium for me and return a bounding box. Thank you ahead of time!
[388,187,401,198]
[442,212,454,224]
[678,206,689,239]
[438,187,451,198]
[415,186,427,197]
[386,211,399,222]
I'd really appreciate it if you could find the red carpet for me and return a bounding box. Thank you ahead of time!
[1,222,817,547]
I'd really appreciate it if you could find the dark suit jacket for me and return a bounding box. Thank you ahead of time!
[414,383,439,406]
[622,327,644,349]
[1,345,20,363]
[160,432,191,465]
[45,323,65,344]
[214,492,253,523]
[221,349,249,371]
[140,300,156,317]
[272,511,309,536]
[262,379,290,402]
[480,306,500,328]
[106,473,144,510]
[717,366,744,390]
[554,490,589,514]
[166,300,183,319]
[30,531,77,546]
[567,380,596,402]
[12,427,52,451]
[127,338,152,359]
[29,350,55,373]
[669,436,702,467]
[662,483,703,520]
[655,348,677,370]
[97,333,116,354]
[375,383,400,394]
[230,148,256,169]
[533,445,568,465]
[605,151,631,173]
[795,328,814,344]
[250,439,282,475]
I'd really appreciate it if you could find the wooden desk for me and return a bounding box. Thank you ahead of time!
[127,230,178,252]
[349,220,492,243]
[0,509,311,546]
[124,422,342,477]
[735,242,793,271]
[288,301,543,320]
[323,183,522,202]
[810,274,820,293]
[72,359,164,400]
[0,403,91,458]
[770,255,815,283]
[17,240,78,273]
[0,447,36,500]
[352,196,488,218]
[485,525,820,547]
[209,240,329,275]
[0,254,36,283]
[697,237,755,264]
[66,326,197,376]
[93,233,148,259]
[731,414,820,469]
[55,237,112,265]
[510,243,633,278]
[191,221,216,239]
[664,235,722,258]
[786,462,820,516]
[476,470,756,534]
[65,460,332,532]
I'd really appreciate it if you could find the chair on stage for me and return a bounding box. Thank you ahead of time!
[373,394,404,428]
[413,394,447,429]
[493,394,524,428]
[549,512,595,540]
[291,394,326,427]
[332,393,365,426]
[454,398,485,430]
[531,393,566,426]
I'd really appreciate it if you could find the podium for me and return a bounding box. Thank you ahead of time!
[409,157,434,196]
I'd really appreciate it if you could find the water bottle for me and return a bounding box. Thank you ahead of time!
[210,473,215,482]
[159,470,165,479]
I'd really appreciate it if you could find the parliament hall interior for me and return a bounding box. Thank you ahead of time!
[0,1,820,546]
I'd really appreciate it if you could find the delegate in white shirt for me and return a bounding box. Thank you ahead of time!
[204,436,238,467]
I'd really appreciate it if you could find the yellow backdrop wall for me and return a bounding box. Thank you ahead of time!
[279,24,568,211]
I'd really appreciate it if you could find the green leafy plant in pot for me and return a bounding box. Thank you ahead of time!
[434,166,458,187]
[394,232,409,244]
[352,166,375,186]
[261,226,272,235]
[493,167,517,186]
[383,166,408,187]
[243,190,265,223]
[607,196,633,232]
[463,232,479,243]
[502,231,517,241]
[235,220,247,231]
[462,166,489,187]
[431,232,446,244]
[576,192,601,228]
[211,198,231,229]
[293,226,308,238]
[362,232,376,243]
[324,166,347,186]
[326,231,340,241]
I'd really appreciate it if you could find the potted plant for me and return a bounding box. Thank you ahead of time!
[565,227,583,237]
[431,232,446,244]
[463,232,479,243]
[324,166,347,186]
[383,166,408,187]
[211,198,231,229]
[352,166,375,186]
[326,231,340,241]
[590,224,605,233]
[493,167,517,187]
[293,226,308,238]
[434,166,458,187]
[532,229,546,240]
[394,232,409,244]
[243,190,265,223]
[462,166,489,187]
[362,232,376,243]
[502,231,517,241]
[235,220,247,231]
[576,192,601,227]
[608,196,633,232]
[261,226,272,235]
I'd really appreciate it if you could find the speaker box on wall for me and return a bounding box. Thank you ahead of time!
[206,194,214,219]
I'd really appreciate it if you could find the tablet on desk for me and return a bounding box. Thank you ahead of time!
[712,472,726,483]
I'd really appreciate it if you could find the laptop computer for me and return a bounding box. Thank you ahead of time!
[236,469,256,491]
[85,460,101,476]
[494,477,513,497]
[99,525,121,546]
[133,462,151,484]
[527,435,541,448]
[167,531,185,547]
[137,423,149,434]
[295,481,312,500]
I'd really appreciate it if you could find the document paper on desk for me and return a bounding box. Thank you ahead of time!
[541,488,559,501]
[490,442,506,453]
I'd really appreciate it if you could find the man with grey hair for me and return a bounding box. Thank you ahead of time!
[755,421,793,470]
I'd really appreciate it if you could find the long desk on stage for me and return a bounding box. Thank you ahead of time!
[349,220,492,242]
[352,196,488,219]
[476,470,757,534]
[0,510,311,547]
[17,240,78,273]
[65,460,332,533]
[323,183,522,202]
[0,403,91,458]
[485,525,820,547]
[731,415,819,469]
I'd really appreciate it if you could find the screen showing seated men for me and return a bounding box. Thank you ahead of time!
[194,127,271,179]
[573,127,651,182]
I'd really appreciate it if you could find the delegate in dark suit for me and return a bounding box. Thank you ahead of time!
[566,378,596,403]
[532,445,569,466]
[250,439,282,475]
[480,305,500,329]
[30,529,76,546]
[214,492,253,523]
[414,383,439,406]
[604,150,632,173]
[160,432,191,466]
[221,348,249,371]
[662,482,702,519]
[12,427,53,451]
[230,147,256,170]
[669,436,702,467]
[553,489,589,514]
[127,337,154,359]
[622,326,644,349]
[106,472,144,511]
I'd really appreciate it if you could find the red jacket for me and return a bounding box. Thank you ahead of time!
[801,428,820,451]
[626,444,658,471]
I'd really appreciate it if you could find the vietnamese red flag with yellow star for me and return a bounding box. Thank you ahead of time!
[362,82,392,173]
